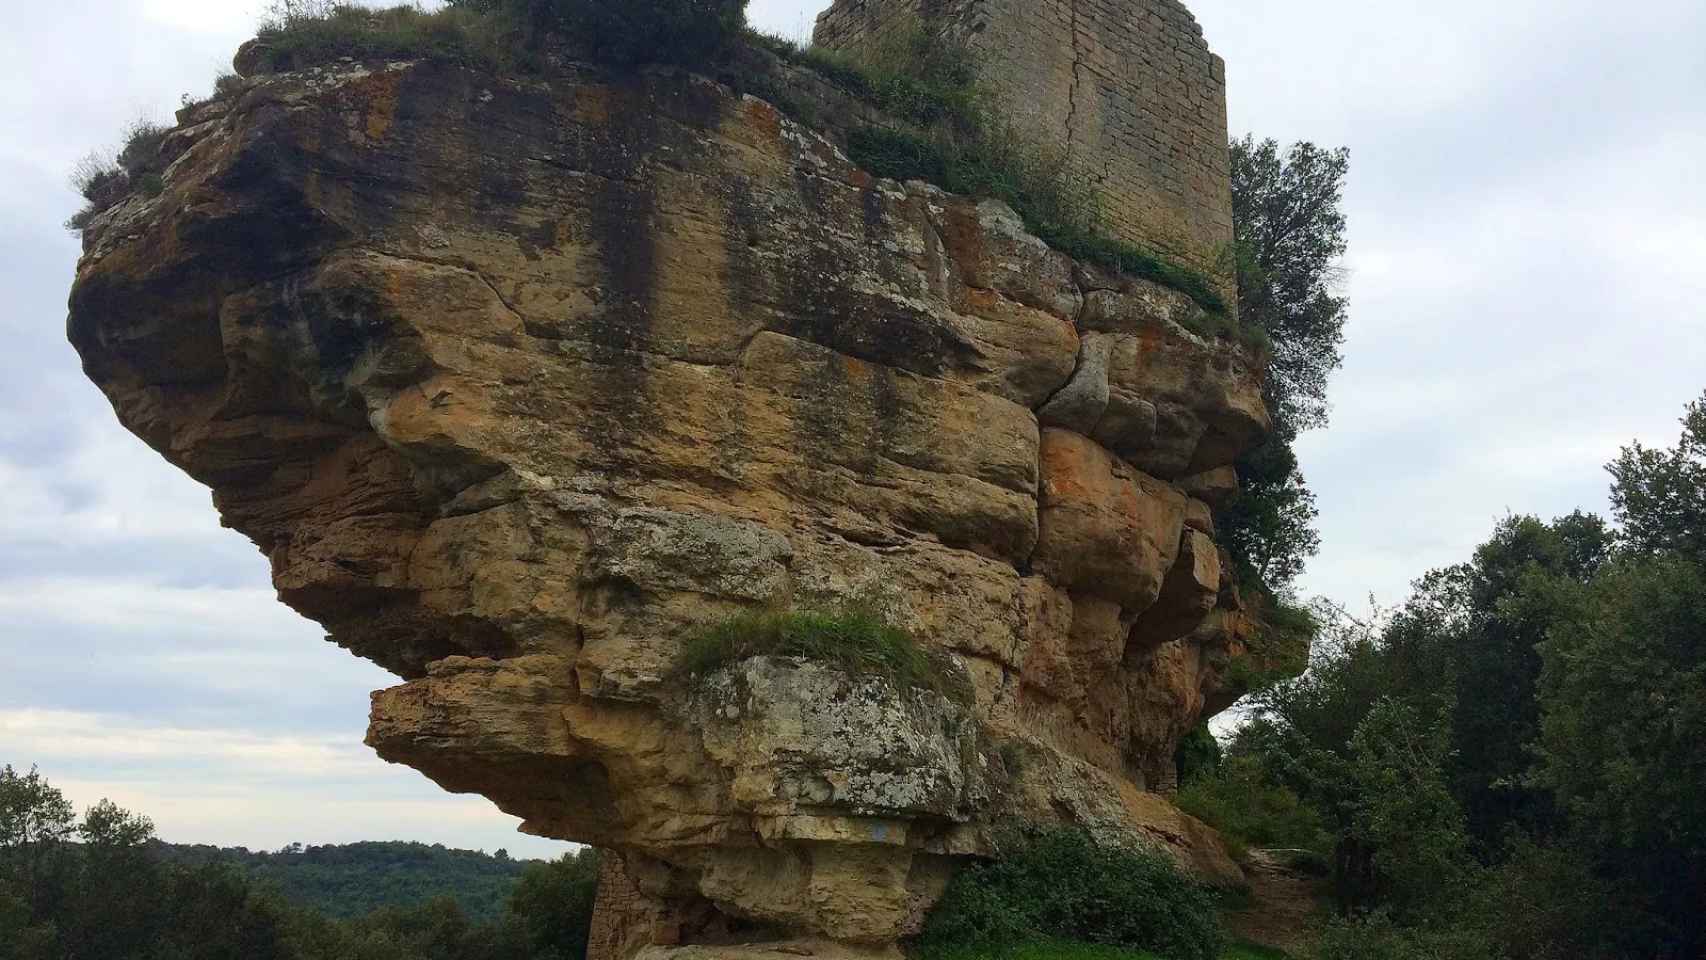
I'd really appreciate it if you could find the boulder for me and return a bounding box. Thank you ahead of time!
[67,58,1280,953]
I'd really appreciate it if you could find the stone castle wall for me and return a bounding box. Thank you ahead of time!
[814,0,1234,287]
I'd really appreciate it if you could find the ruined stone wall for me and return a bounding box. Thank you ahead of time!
[814,0,1234,286]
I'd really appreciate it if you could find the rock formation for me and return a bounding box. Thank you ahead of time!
[67,3,1292,955]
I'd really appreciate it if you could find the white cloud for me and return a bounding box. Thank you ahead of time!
[4,709,369,776]
[0,578,287,635]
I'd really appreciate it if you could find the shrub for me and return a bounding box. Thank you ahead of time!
[510,848,601,959]
[114,120,170,176]
[445,0,748,66]
[674,606,965,702]
[65,119,173,232]
[546,0,747,66]
[914,828,1226,960]
[250,3,511,74]
[68,153,124,218]
[1174,723,1223,786]
[1175,755,1329,856]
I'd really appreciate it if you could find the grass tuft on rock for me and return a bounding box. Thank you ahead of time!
[675,606,962,701]
[65,119,174,232]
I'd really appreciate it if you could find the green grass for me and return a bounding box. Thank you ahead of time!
[248,4,516,75]
[65,119,174,232]
[910,940,1288,960]
[674,607,965,701]
[1222,942,1291,960]
[914,941,1164,960]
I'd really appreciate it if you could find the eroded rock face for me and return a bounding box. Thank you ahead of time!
[69,59,1271,952]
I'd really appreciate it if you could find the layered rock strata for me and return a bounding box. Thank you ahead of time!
[69,54,1271,954]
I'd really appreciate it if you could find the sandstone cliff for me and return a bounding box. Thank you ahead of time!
[68,42,1280,957]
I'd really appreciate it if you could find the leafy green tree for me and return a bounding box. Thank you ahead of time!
[1534,555,1706,956]
[0,767,615,960]
[158,863,295,960]
[1238,620,1474,915]
[1172,724,1222,786]
[66,798,163,960]
[1217,425,1320,590]
[510,848,602,960]
[1343,700,1473,920]
[0,765,74,934]
[1381,512,1616,850]
[1229,137,1351,436]
[1174,754,1328,856]
[1222,137,1350,593]
[1607,390,1706,561]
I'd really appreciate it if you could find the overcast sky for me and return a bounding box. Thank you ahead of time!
[1,0,1701,858]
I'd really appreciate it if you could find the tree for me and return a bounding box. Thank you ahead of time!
[1217,422,1321,589]
[1229,137,1351,436]
[510,848,602,960]
[0,766,75,930]
[1607,390,1706,561]
[1380,512,1616,850]
[1534,556,1706,956]
[157,863,295,960]
[1222,137,1350,593]
[67,799,162,960]
[1344,700,1473,920]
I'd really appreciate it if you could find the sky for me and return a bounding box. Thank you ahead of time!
[0,0,1702,857]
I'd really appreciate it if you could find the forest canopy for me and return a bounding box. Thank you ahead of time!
[1180,390,1706,959]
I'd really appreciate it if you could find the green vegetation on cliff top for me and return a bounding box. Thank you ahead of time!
[73,0,1240,332]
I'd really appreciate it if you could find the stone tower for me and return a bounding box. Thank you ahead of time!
[815,0,1235,287]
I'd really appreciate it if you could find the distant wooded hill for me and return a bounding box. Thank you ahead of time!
[150,839,538,920]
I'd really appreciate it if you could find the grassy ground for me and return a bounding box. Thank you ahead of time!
[913,941,1290,960]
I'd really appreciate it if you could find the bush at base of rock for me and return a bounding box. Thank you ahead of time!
[912,828,1227,960]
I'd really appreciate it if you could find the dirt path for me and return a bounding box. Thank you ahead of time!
[1224,849,1329,955]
